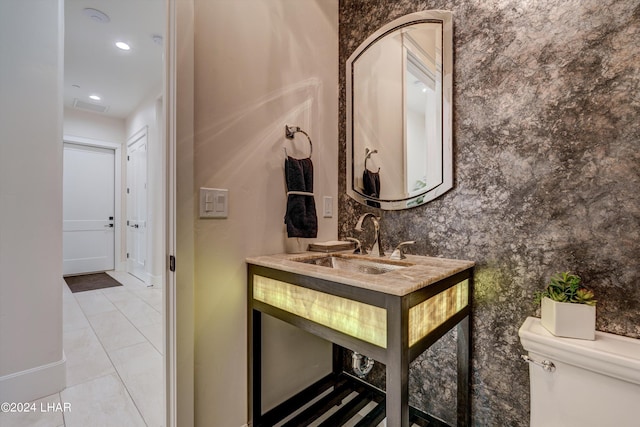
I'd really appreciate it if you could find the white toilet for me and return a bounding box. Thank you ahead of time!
[519,317,640,427]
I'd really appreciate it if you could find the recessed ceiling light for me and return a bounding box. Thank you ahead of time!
[115,41,131,51]
[83,8,110,23]
[89,95,101,101]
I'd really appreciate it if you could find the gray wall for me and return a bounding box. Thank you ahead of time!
[338,0,640,425]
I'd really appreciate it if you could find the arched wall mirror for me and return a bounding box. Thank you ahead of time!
[346,11,453,210]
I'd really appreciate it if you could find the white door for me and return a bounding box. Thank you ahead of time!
[127,131,148,281]
[63,143,115,275]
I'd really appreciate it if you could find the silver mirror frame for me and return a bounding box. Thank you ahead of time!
[346,10,453,210]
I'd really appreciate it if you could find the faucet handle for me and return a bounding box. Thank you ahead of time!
[390,240,416,260]
[345,237,366,255]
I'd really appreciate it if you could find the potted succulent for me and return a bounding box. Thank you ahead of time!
[534,272,596,340]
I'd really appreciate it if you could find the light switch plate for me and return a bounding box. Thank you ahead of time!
[323,196,333,218]
[200,187,228,218]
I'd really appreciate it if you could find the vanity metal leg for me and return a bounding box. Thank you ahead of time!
[250,309,262,425]
[333,343,344,375]
[386,296,410,427]
[456,314,471,427]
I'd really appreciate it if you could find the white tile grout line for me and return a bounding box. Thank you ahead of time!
[106,271,164,316]
[59,391,66,427]
[100,272,165,416]
[69,290,148,426]
[102,272,164,355]
[66,271,165,427]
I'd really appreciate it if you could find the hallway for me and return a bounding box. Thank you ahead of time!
[0,272,164,427]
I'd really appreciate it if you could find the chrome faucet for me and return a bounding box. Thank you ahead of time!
[345,237,365,255]
[390,240,416,260]
[355,213,384,257]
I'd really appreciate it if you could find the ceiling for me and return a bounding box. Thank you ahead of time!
[64,0,164,119]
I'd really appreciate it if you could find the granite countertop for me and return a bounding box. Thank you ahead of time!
[246,251,474,296]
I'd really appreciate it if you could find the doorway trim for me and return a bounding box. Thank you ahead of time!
[126,126,150,283]
[166,0,195,425]
[63,135,124,271]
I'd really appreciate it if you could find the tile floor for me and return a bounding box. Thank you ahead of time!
[0,271,165,427]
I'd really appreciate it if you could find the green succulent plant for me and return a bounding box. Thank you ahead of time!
[534,272,596,306]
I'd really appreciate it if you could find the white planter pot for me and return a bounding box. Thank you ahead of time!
[540,297,596,340]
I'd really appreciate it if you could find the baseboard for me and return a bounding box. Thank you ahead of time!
[149,272,163,287]
[135,271,163,287]
[0,353,66,403]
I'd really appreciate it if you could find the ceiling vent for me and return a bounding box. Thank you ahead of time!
[83,8,110,23]
[73,98,110,114]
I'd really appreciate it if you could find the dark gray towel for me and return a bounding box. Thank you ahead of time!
[363,169,381,208]
[284,156,318,238]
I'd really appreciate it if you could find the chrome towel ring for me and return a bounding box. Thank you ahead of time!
[284,125,313,159]
[364,147,379,172]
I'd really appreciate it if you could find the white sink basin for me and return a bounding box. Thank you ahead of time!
[294,254,410,275]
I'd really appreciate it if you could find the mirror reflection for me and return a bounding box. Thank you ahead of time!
[346,11,453,210]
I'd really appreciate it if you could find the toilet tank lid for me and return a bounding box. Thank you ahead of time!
[519,317,640,386]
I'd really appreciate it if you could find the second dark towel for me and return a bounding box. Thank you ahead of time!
[363,168,381,208]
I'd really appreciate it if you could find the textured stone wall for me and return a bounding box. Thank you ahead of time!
[338,1,640,425]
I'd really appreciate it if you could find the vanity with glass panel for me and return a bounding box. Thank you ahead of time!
[247,250,473,427]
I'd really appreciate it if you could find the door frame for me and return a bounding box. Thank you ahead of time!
[63,135,124,271]
[166,0,195,424]
[126,126,150,283]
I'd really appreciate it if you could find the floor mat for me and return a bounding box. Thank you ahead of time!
[64,272,123,293]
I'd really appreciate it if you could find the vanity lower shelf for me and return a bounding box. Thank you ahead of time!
[256,371,450,427]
